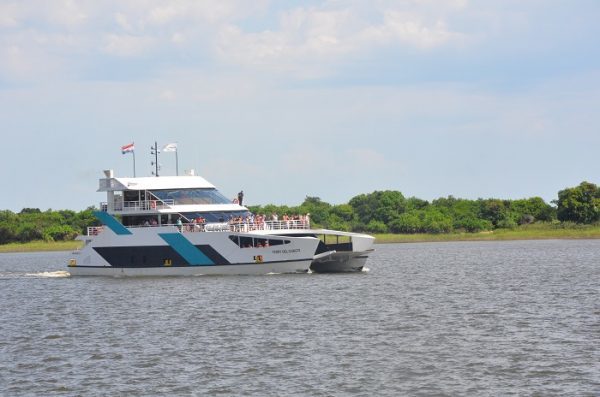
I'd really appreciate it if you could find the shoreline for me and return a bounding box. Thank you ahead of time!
[374,226,600,244]
[1,226,600,253]
[0,240,83,254]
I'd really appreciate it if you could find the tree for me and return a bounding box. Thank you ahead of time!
[422,208,453,233]
[349,190,405,224]
[299,196,331,225]
[330,204,355,222]
[405,197,429,211]
[365,220,388,233]
[389,211,423,233]
[511,197,555,223]
[432,198,491,232]
[556,181,600,223]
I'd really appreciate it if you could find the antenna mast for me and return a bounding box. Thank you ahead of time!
[150,141,160,177]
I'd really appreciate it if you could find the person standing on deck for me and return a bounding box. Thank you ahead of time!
[238,190,244,206]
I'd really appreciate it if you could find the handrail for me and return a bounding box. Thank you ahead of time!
[100,199,175,212]
[86,220,311,236]
[229,220,310,232]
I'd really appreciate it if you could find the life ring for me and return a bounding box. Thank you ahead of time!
[233,198,239,204]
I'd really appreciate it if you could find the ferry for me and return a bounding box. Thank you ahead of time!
[68,169,374,276]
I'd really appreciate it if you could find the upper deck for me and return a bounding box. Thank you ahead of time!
[98,171,244,216]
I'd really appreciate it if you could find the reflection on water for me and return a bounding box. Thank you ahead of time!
[0,240,599,396]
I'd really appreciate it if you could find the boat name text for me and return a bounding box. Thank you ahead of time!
[271,249,300,254]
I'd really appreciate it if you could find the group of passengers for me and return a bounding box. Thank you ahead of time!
[170,212,311,232]
[182,216,206,232]
[142,218,158,227]
[229,213,310,231]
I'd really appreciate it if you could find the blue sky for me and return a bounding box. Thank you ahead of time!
[1,0,599,211]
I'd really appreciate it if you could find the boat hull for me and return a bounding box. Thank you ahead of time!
[68,260,311,277]
[252,228,375,273]
[69,222,319,277]
[310,252,369,273]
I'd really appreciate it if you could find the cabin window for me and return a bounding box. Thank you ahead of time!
[228,235,240,247]
[228,235,290,248]
[239,236,253,248]
[255,238,268,247]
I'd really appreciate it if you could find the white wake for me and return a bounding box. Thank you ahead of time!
[25,271,71,278]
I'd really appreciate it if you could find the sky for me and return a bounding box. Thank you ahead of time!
[1,0,599,211]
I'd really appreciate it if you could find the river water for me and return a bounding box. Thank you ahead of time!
[0,240,599,396]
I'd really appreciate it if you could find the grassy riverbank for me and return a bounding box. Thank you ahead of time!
[1,224,600,253]
[374,224,600,243]
[0,240,83,253]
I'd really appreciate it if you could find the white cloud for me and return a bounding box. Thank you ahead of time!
[46,0,88,28]
[215,4,466,77]
[0,0,472,81]
[377,10,461,48]
[0,3,20,28]
[102,34,156,57]
[115,12,134,32]
[159,89,176,101]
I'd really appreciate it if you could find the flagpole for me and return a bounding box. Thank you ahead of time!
[133,148,137,177]
[176,149,179,176]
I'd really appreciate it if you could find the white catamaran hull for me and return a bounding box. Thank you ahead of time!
[69,219,319,277]
[252,228,375,273]
[310,251,371,273]
[68,259,312,276]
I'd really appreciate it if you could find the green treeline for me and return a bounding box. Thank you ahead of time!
[249,181,600,234]
[0,207,99,244]
[0,181,598,245]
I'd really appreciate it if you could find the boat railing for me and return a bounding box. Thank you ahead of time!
[86,220,310,236]
[229,220,310,232]
[100,199,175,212]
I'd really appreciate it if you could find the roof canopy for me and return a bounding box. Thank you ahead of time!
[98,176,216,192]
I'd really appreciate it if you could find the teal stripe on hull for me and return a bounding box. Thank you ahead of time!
[159,233,215,266]
[94,211,132,235]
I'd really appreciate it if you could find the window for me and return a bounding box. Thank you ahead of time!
[150,188,232,205]
[228,235,290,248]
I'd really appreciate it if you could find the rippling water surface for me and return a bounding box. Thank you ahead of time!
[1,240,599,396]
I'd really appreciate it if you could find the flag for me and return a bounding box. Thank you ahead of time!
[121,142,134,154]
[162,143,177,152]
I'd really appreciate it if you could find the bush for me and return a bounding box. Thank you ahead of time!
[454,217,492,233]
[389,211,423,233]
[16,223,43,242]
[365,220,388,233]
[422,209,453,233]
[43,225,78,242]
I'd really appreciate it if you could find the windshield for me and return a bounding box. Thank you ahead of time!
[150,188,232,205]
